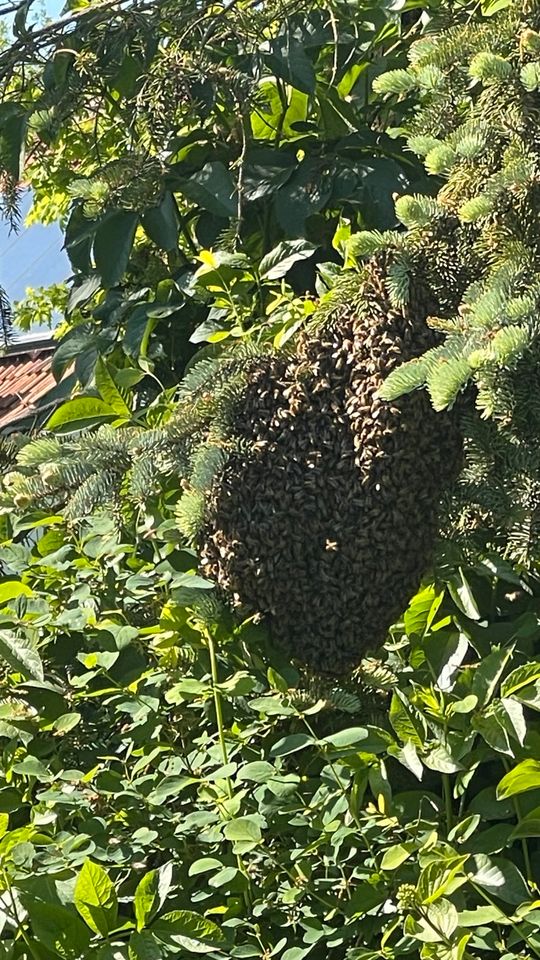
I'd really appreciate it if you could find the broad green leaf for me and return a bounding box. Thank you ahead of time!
[381,842,417,870]
[46,397,118,431]
[151,909,225,952]
[95,358,131,416]
[74,860,118,936]
[94,209,139,287]
[448,568,481,620]
[0,103,26,179]
[495,697,526,745]
[0,581,32,603]
[141,193,179,251]
[510,807,540,838]
[404,585,441,636]
[237,761,275,783]
[249,696,294,717]
[134,863,173,931]
[67,273,101,314]
[129,931,166,960]
[387,741,423,780]
[389,690,427,747]
[188,858,222,877]
[448,814,480,844]
[472,711,511,755]
[322,726,392,754]
[497,759,540,799]
[180,162,236,218]
[501,660,540,698]
[423,744,463,774]
[274,155,331,235]
[24,901,91,959]
[208,866,239,888]
[457,905,507,926]
[418,857,468,904]
[472,647,512,706]
[251,81,308,142]
[269,733,314,756]
[471,854,530,904]
[0,631,43,681]
[223,815,262,850]
[425,900,459,940]
[259,240,316,280]
[217,671,257,697]
[264,37,316,94]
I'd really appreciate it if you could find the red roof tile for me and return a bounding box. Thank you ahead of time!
[0,347,56,428]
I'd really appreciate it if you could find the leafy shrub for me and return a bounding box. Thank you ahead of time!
[0,507,538,958]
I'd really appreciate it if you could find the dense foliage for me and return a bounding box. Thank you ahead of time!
[0,503,539,959]
[0,0,538,958]
[0,0,427,388]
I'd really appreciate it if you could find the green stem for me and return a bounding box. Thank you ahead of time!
[2,867,40,960]
[206,629,233,797]
[205,627,252,909]
[442,773,453,833]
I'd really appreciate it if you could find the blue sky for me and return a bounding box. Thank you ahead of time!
[1,0,70,314]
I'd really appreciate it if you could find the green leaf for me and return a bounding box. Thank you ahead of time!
[321,726,393,754]
[141,193,179,251]
[180,162,236,218]
[418,857,468,904]
[94,209,139,288]
[46,397,119,431]
[497,759,540,799]
[129,931,166,960]
[510,806,540,838]
[223,815,262,851]
[0,581,33,603]
[237,761,276,783]
[251,82,308,142]
[249,696,294,717]
[0,103,26,179]
[404,585,443,637]
[151,910,225,952]
[501,661,540,698]
[188,858,222,877]
[381,842,417,870]
[95,358,131,417]
[448,568,481,620]
[24,901,91,959]
[472,647,512,706]
[217,671,257,697]
[265,37,316,94]
[274,155,331,236]
[259,239,317,280]
[74,860,118,936]
[269,733,314,756]
[0,631,43,681]
[457,906,507,926]
[471,854,530,904]
[134,863,173,931]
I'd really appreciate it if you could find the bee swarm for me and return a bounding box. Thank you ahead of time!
[200,265,463,673]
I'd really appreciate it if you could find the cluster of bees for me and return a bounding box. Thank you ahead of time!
[199,264,463,674]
